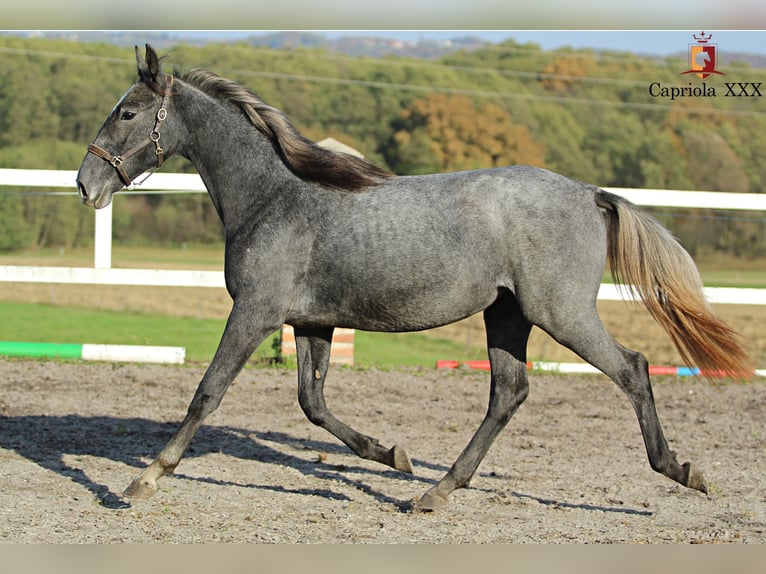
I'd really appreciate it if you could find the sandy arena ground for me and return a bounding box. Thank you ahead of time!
[1,359,763,543]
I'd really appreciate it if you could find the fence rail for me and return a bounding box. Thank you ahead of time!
[1,168,764,305]
[5,168,766,208]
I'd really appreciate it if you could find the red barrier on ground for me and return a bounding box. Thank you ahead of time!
[437,360,760,378]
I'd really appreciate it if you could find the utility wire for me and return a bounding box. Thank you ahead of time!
[2,44,764,119]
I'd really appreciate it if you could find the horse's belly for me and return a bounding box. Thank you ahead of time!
[290,274,499,332]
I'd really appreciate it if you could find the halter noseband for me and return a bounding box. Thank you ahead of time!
[87,75,174,187]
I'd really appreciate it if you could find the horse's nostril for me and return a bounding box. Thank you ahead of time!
[77,181,88,201]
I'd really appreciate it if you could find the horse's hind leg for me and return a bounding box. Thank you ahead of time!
[294,327,412,473]
[415,293,532,511]
[535,305,708,494]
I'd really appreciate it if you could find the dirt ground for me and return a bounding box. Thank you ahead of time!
[0,359,763,543]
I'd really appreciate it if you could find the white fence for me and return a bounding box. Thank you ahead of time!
[1,167,764,305]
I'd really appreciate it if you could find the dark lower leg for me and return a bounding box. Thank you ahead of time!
[617,351,707,493]
[415,295,531,510]
[553,316,708,495]
[295,327,412,473]
[124,312,273,498]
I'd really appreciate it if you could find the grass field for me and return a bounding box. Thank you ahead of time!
[1,245,764,369]
[0,301,487,368]
[0,245,225,270]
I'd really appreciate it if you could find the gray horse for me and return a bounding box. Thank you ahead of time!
[76,45,750,511]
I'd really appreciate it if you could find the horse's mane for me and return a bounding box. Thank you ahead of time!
[177,68,393,191]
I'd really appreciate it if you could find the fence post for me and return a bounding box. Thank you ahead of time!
[280,325,356,365]
[93,202,113,269]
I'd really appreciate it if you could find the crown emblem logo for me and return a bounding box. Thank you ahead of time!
[682,31,724,79]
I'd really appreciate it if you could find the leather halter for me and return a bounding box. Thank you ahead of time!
[87,75,174,187]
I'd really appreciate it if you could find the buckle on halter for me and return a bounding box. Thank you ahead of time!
[110,156,123,167]
[130,169,156,188]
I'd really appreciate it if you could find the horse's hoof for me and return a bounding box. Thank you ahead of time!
[389,445,413,474]
[683,462,708,494]
[413,490,449,512]
[123,475,158,499]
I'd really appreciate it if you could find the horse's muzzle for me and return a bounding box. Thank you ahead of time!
[77,179,89,203]
[76,179,113,209]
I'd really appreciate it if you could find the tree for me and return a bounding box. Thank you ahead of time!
[540,54,597,95]
[681,130,750,193]
[386,93,546,174]
[0,57,60,146]
[527,104,595,182]
[0,195,30,251]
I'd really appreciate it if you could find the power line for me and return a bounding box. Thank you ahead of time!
[213,67,766,118]
[0,45,132,65]
[216,43,654,88]
[2,43,765,119]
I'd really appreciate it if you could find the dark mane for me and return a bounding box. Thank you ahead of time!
[178,68,393,191]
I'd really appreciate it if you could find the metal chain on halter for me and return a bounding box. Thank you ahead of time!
[86,74,174,188]
[149,80,171,166]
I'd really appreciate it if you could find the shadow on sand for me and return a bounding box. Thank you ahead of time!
[0,413,432,510]
[0,413,654,517]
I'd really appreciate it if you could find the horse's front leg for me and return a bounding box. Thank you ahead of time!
[294,327,412,473]
[124,303,279,499]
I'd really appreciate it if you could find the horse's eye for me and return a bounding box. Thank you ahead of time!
[120,111,137,121]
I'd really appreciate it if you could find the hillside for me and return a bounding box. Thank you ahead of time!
[0,34,763,263]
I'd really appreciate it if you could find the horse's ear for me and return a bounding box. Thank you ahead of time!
[144,44,162,80]
[135,44,163,86]
[146,44,162,79]
[135,44,145,72]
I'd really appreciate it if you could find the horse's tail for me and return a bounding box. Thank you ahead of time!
[595,189,752,378]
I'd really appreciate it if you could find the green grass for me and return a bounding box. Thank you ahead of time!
[0,301,229,363]
[0,244,225,270]
[354,331,486,368]
[0,301,486,368]
[602,266,766,289]
[4,246,759,369]
[695,269,766,289]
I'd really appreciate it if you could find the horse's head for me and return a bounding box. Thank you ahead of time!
[77,44,176,209]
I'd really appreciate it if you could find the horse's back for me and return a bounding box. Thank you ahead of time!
[286,165,607,332]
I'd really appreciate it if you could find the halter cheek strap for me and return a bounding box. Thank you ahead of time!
[87,75,174,187]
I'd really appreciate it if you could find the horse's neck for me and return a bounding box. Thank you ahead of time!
[177,89,293,227]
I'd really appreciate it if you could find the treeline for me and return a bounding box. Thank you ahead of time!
[0,36,764,259]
